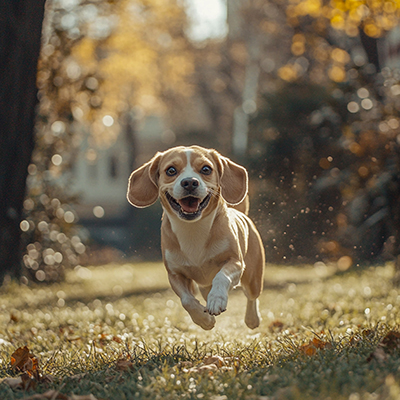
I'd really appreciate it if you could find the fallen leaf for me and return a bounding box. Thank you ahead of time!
[299,343,317,356]
[366,330,400,363]
[10,313,19,323]
[176,361,193,370]
[11,346,34,372]
[112,335,123,344]
[366,346,387,364]
[21,372,37,390]
[299,338,331,356]
[0,373,36,391]
[195,364,218,372]
[312,337,331,349]
[8,346,54,388]
[269,320,284,332]
[68,372,89,381]
[381,331,400,352]
[203,356,226,368]
[115,357,134,371]
[21,390,67,400]
[21,391,99,400]
[183,356,239,374]
[0,376,25,390]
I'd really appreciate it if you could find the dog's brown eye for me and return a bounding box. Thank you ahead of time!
[166,166,177,176]
[201,165,212,175]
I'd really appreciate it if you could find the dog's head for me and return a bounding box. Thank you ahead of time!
[127,145,248,222]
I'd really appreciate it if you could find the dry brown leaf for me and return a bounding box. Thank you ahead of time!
[21,390,99,400]
[8,346,55,389]
[187,364,218,374]
[184,355,239,375]
[0,376,25,390]
[196,364,218,372]
[203,355,226,368]
[10,313,19,323]
[299,343,317,356]
[381,330,400,352]
[68,372,89,381]
[21,372,37,390]
[0,373,37,391]
[366,346,388,364]
[299,337,332,356]
[175,361,193,370]
[11,346,34,372]
[269,320,284,332]
[21,390,68,400]
[366,330,400,363]
[10,345,42,381]
[115,357,134,371]
[112,335,123,344]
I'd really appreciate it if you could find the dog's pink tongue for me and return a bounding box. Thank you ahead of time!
[178,197,200,213]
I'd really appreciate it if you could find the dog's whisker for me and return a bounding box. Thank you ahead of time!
[207,188,219,198]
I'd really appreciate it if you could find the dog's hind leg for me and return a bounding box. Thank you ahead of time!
[241,230,265,329]
[241,271,263,329]
[242,270,262,328]
[244,298,261,329]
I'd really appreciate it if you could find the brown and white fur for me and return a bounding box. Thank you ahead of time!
[127,145,265,330]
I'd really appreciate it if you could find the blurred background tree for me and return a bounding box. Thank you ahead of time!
[238,0,400,269]
[19,0,196,283]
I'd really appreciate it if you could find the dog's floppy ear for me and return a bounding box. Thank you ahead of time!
[212,151,248,205]
[127,153,162,208]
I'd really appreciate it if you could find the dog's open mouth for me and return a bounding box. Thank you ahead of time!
[166,192,211,220]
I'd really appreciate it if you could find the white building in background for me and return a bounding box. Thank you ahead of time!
[70,114,170,254]
[72,132,132,220]
[72,114,165,222]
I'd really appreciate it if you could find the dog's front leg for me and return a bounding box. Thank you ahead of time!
[206,260,242,316]
[168,272,216,330]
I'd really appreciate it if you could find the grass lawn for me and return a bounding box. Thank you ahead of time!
[1,261,400,399]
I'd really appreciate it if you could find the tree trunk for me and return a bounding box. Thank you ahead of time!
[0,1,46,282]
[359,28,380,71]
[232,34,261,160]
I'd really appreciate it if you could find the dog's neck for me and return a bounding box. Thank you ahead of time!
[163,205,223,266]
[167,206,218,241]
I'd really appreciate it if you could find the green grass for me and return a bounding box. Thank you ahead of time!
[1,261,400,399]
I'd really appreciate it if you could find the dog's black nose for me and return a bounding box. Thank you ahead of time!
[181,177,199,191]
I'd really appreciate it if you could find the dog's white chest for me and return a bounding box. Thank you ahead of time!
[165,235,229,285]
[165,210,230,274]
[168,237,230,267]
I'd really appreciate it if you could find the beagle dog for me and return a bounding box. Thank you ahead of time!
[127,145,265,330]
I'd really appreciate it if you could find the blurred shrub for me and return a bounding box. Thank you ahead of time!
[249,61,400,264]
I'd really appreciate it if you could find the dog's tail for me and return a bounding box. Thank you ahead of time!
[231,195,249,215]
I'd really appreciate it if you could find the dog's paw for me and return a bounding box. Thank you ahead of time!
[206,290,228,316]
[191,310,216,330]
[245,299,261,329]
[199,313,216,330]
[185,301,216,330]
[245,313,260,329]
